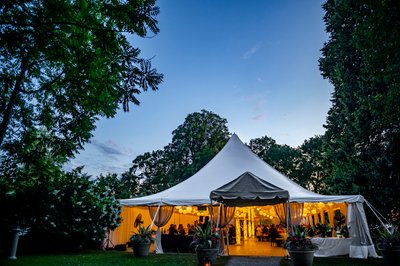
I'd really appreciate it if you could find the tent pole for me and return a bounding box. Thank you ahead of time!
[209,199,213,233]
[286,199,291,235]
[225,206,230,255]
[216,203,222,255]
[216,202,222,229]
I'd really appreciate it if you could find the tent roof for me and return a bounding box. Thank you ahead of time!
[120,134,364,206]
[210,171,289,206]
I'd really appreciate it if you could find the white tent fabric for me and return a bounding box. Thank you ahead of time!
[120,134,362,206]
[119,134,378,258]
[347,203,379,258]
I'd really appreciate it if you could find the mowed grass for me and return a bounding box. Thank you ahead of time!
[280,256,383,266]
[0,250,383,266]
[0,250,228,266]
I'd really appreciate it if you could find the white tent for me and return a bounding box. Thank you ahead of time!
[118,134,378,258]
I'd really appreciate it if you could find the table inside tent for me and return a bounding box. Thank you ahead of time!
[311,237,352,257]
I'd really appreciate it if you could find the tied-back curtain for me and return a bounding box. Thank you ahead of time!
[209,205,236,227]
[223,206,236,227]
[148,205,174,254]
[210,205,220,224]
[290,203,304,225]
[274,203,304,226]
[148,206,174,227]
[274,203,287,225]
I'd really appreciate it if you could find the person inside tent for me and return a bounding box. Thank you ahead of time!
[178,224,186,235]
[256,225,263,241]
[228,224,236,244]
[201,216,209,230]
[269,224,282,245]
[168,224,178,235]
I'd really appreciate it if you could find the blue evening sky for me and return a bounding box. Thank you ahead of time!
[67,0,333,176]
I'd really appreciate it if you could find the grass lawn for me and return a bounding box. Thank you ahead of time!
[0,250,229,266]
[0,250,383,266]
[280,257,383,266]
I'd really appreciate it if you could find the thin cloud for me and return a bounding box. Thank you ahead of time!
[252,113,266,121]
[91,139,125,155]
[255,99,265,111]
[243,45,259,59]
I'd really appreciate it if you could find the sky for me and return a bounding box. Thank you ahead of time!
[66,0,333,177]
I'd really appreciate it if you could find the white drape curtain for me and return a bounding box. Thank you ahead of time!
[274,203,304,225]
[209,205,236,256]
[148,206,174,227]
[148,206,174,254]
[274,203,287,225]
[291,203,304,225]
[209,205,235,227]
[109,206,143,245]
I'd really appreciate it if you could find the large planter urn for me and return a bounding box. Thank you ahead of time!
[132,242,151,257]
[196,248,218,265]
[379,248,400,266]
[288,249,315,266]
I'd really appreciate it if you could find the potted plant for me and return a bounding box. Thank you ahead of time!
[284,226,318,266]
[190,224,220,265]
[129,225,154,257]
[376,224,400,266]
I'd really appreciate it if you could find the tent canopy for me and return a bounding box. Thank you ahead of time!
[210,171,289,207]
[119,134,363,206]
[116,134,377,259]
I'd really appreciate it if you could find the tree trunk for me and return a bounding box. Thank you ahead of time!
[0,64,26,146]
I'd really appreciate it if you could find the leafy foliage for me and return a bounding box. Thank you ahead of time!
[0,0,163,158]
[0,0,162,251]
[284,226,318,250]
[298,136,328,193]
[0,138,121,249]
[319,0,400,215]
[190,224,220,250]
[96,172,139,200]
[376,225,400,250]
[129,225,155,244]
[124,110,230,195]
[249,135,321,191]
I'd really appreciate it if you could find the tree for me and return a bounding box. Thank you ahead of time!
[248,135,308,188]
[167,110,230,183]
[0,0,162,251]
[319,0,400,215]
[119,171,142,198]
[299,135,327,193]
[0,131,121,251]
[126,110,230,194]
[0,0,163,160]
[96,173,137,199]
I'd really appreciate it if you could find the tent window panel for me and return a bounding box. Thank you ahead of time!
[334,209,346,228]
[324,211,330,225]
[317,213,322,224]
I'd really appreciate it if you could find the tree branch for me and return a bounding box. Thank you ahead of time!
[0,62,27,146]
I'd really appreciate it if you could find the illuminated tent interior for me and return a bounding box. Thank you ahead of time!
[112,134,378,258]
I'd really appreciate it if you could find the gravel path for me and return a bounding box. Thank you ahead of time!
[224,256,283,266]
